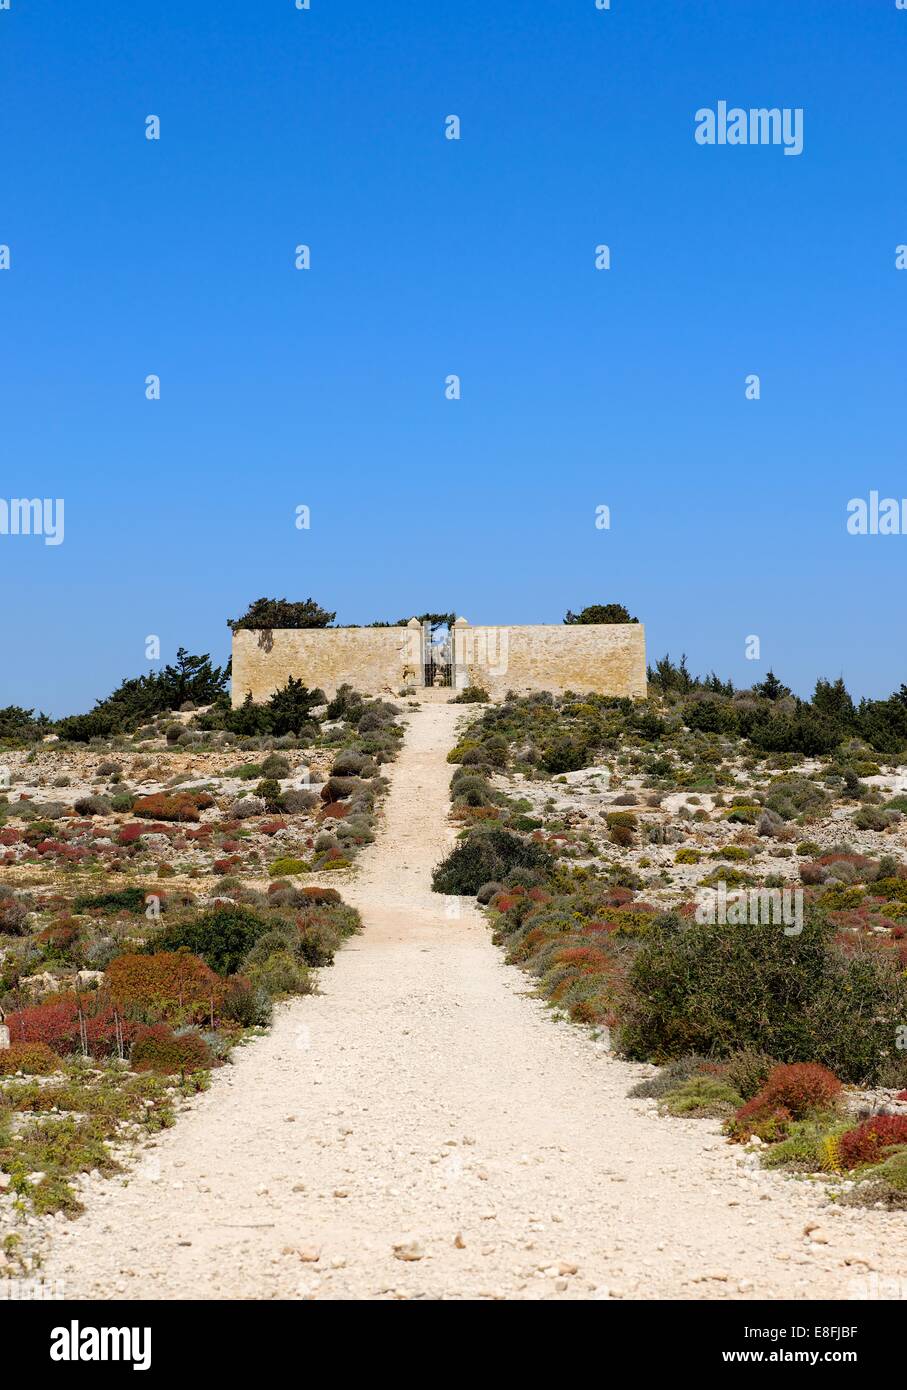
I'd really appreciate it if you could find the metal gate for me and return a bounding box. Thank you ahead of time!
[423,626,452,687]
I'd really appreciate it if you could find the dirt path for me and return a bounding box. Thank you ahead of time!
[41,704,907,1299]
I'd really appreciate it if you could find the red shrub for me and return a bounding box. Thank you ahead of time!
[838,1114,907,1168]
[321,802,349,820]
[119,823,149,845]
[0,1041,61,1075]
[7,994,137,1057]
[752,1062,842,1118]
[36,922,81,955]
[730,1064,842,1141]
[130,1024,213,1074]
[0,828,22,845]
[107,952,221,1023]
[259,820,287,836]
[553,946,611,974]
[583,920,620,936]
[526,887,551,903]
[212,856,241,874]
[298,886,341,905]
[132,793,201,823]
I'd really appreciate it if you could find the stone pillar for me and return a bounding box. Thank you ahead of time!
[405,618,425,686]
[451,616,470,690]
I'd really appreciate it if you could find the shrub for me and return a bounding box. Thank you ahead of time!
[326,683,363,721]
[451,773,497,808]
[297,885,341,905]
[73,794,111,816]
[132,791,213,823]
[219,976,272,1027]
[244,950,311,998]
[130,1025,213,1074]
[146,905,277,974]
[260,753,291,778]
[628,1055,709,1100]
[73,887,150,915]
[432,829,554,896]
[751,1062,843,1117]
[107,952,221,1023]
[269,857,310,877]
[720,1049,778,1101]
[854,806,899,832]
[0,1041,60,1075]
[731,1062,842,1137]
[0,888,29,934]
[662,1076,743,1116]
[332,749,370,776]
[619,911,907,1083]
[6,996,137,1057]
[542,737,590,775]
[321,775,358,803]
[452,686,489,703]
[838,1115,907,1169]
[862,1147,907,1193]
[281,789,319,813]
[254,778,285,811]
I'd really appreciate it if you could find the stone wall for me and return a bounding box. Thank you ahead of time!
[231,626,422,706]
[231,620,647,705]
[451,622,647,700]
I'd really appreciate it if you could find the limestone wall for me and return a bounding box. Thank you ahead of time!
[451,623,647,700]
[231,627,422,706]
[232,621,647,705]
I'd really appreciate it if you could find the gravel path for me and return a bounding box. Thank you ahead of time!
[40,704,907,1300]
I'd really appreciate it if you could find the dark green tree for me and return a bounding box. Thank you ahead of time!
[564,603,639,625]
[227,597,336,632]
[267,676,324,737]
[752,670,791,701]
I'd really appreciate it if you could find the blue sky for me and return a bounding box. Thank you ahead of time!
[1,0,905,716]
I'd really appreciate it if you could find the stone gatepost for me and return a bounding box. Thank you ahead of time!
[0,1006,8,1051]
[405,618,425,686]
[451,616,470,690]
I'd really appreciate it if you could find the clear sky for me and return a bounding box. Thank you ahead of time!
[2,0,905,716]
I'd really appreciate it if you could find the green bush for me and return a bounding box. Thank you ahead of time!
[254,778,284,812]
[269,857,310,877]
[542,736,590,775]
[619,910,907,1083]
[147,905,276,975]
[721,1049,778,1100]
[219,977,273,1027]
[854,806,899,832]
[432,828,553,896]
[73,887,149,915]
[662,1076,743,1116]
[243,950,311,998]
